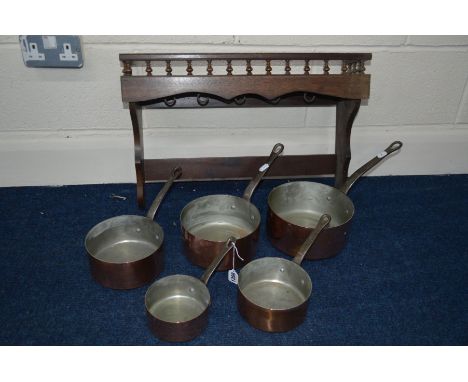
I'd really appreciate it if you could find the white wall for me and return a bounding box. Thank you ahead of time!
[0,35,467,186]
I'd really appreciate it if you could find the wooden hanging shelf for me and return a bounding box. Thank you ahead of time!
[119,52,372,207]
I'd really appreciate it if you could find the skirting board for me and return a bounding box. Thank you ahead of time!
[0,125,467,187]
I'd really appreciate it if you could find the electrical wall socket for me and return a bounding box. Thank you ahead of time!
[59,43,78,61]
[23,40,45,61]
[20,36,83,68]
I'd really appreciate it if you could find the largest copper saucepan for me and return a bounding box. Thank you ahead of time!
[180,143,284,271]
[267,141,402,260]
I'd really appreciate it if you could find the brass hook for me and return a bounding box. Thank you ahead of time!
[234,96,246,105]
[164,97,177,107]
[303,93,317,104]
[197,94,210,106]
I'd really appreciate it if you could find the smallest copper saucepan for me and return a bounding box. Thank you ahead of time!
[145,237,236,342]
[85,167,182,289]
[237,214,331,333]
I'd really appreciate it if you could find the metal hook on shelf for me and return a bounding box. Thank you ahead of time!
[197,94,210,106]
[303,93,317,104]
[164,97,177,107]
[234,95,246,105]
[269,97,281,105]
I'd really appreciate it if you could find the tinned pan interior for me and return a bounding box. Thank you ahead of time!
[180,195,261,242]
[238,257,312,310]
[267,181,354,229]
[180,194,261,270]
[85,215,165,289]
[85,215,164,264]
[237,257,312,332]
[145,274,211,342]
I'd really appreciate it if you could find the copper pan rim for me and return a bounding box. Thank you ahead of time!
[144,275,211,324]
[85,215,164,264]
[180,194,261,242]
[267,181,355,229]
[238,257,312,311]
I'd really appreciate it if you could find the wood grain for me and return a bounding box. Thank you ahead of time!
[143,154,336,181]
[335,100,361,188]
[119,53,372,61]
[121,74,371,102]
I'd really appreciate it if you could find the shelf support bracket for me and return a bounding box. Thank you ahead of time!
[129,102,145,208]
[335,99,361,189]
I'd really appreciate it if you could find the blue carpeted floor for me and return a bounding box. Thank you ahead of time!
[0,175,467,345]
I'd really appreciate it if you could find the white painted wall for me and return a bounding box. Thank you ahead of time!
[0,35,467,186]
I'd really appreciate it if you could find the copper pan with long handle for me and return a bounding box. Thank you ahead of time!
[145,237,236,342]
[267,141,402,260]
[180,143,284,271]
[238,214,330,332]
[85,167,182,289]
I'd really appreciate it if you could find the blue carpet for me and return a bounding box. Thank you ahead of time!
[0,175,467,345]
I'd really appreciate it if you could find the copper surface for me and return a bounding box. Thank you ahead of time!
[237,289,309,332]
[182,226,259,271]
[87,247,164,289]
[146,304,210,342]
[267,207,350,260]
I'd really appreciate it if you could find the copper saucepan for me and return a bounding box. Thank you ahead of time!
[145,237,236,342]
[85,167,182,289]
[238,214,331,332]
[267,141,403,260]
[180,143,284,271]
